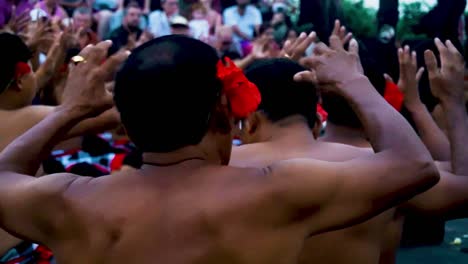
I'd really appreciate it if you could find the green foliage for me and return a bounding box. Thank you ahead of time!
[341,0,377,38]
[340,0,429,41]
[397,2,428,40]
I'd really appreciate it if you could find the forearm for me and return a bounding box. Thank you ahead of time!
[341,77,433,162]
[36,43,66,92]
[406,102,451,161]
[441,99,468,175]
[234,55,255,70]
[0,106,89,175]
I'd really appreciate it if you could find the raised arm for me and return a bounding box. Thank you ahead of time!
[0,42,128,244]
[400,40,468,219]
[270,34,439,236]
[426,39,468,175]
[395,45,450,161]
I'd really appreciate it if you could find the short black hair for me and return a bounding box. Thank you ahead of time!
[0,33,32,94]
[322,55,386,128]
[245,58,318,128]
[114,35,222,153]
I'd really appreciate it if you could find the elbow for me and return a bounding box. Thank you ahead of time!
[414,160,440,192]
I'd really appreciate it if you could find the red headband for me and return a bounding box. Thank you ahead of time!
[15,62,32,79]
[216,58,261,119]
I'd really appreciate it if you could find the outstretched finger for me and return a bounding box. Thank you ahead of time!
[416,67,425,82]
[411,50,417,68]
[87,40,113,65]
[294,32,317,58]
[98,50,131,81]
[331,20,341,37]
[384,73,395,83]
[329,35,344,51]
[434,38,449,67]
[445,40,463,62]
[294,70,317,84]
[348,38,359,55]
[398,48,408,80]
[424,50,439,76]
[342,32,353,45]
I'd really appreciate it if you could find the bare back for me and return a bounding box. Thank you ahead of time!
[48,164,311,264]
[231,139,399,264]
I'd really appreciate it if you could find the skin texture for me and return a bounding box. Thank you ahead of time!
[303,40,468,264]
[0,38,120,255]
[0,39,439,263]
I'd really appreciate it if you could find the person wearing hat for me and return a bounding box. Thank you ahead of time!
[148,0,179,37]
[170,14,190,36]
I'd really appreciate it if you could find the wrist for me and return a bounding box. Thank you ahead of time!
[336,74,370,93]
[404,100,425,112]
[55,104,94,119]
[439,96,465,108]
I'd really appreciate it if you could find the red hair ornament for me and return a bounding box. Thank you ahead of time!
[216,58,261,119]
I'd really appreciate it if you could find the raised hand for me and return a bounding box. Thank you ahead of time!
[300,35,363,93]
[424,38,465,103]
[4,6,30,34]
[396,46,425,109]
[251,36,272,60]
[23,19,55,52]
[281,31,316,61]
[330,19,353,46]
[62,41,130,117]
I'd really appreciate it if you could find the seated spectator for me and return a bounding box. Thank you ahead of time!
[108,1,142,54]
[59,0,85,17]
[223,0,262,44]
[71,7,98,48]
[148,0,179,37]
[107,0,147,39]
[214,25,241,59]
[200,0,222,34]
[35,0,68,22]
[92,0,120,39]
[170,15,191,36]
[189,3,210,39]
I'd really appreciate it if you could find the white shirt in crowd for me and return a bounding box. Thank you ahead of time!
[223,4,262,42]
[149,10,177,38]
[189,19,210,39]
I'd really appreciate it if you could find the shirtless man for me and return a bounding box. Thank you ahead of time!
[0,35,439,263]
[0,33,119,257]
[294,38,468,263]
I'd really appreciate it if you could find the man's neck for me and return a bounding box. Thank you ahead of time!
[0,96,24,110]
[237,5,247,15]
[321,122,369,147]
[258,116,317,146]
[142,143,221,168]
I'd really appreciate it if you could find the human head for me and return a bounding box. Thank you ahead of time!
[216,26,234,52]
[114,35,234,164]
[162,0,179,16]
[45,0,57,6]
[191,3,207,20]
[241,59,320,143]
[259,23,274,41]
[124,2,142,28]
[322,56,386,129]
[199,0,212,9]
[237,0,250,8]
[72,7,93,30]
[0,33,36,109]
[170,15,190,36]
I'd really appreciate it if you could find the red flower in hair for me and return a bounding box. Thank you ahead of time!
[15,62,31,79]
[216,58,261,119]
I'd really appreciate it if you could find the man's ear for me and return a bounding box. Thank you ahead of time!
[312,113,322,139]
[210,94,233,134]
[10,77,23,91]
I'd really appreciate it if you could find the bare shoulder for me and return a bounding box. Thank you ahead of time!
[311,141,373,162]
[230,143,276,168]
[0,106,54,149]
